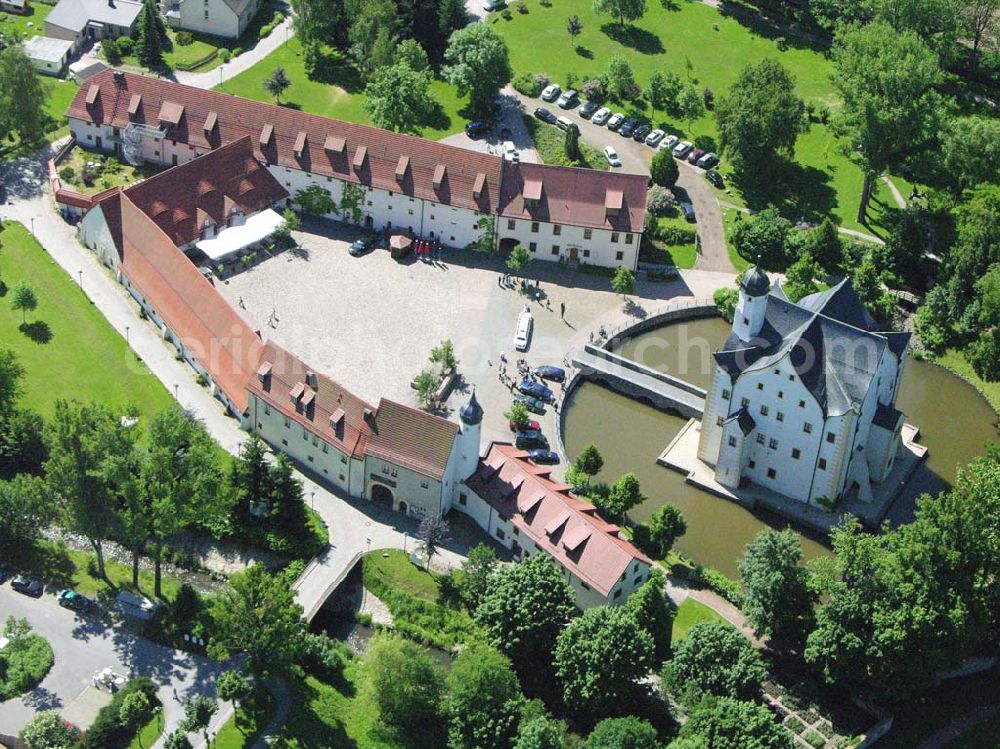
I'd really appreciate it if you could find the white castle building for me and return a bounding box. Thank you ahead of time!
[697,262,912,506]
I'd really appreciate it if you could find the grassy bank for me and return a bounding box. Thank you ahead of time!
[932,349,1000,417]
[672,598,729,641]
[522,114,609,170]
[0,221,173,419]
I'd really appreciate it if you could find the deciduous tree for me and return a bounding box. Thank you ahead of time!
[11,281,37,324]
[650,149,678,188]
[738,528,815,646]
[20,711,80,749]
[364,633,445,745]
[611,267,636,299]
[0,474,50,550]
[446,644,524,749]
[457,542,498,610]
[364,62,436,133]
[264,66,292,103]
[416,514,449,566]
[584,716,660,749]
[592,0,646,27]
[0,45,48,146]
[626,568,674,663]
[646,503,686,557]
[663,622,767,703]
[443,24,512,118]
[676,695,791,749]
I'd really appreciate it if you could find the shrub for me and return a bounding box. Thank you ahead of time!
[298,633,351,681]
[103,38,121,64]
[690,565,744,606]
[57,166,75,183]
[581,78,604,102]
[646,185,673,216]
[232,46,243,56]
[175,31,194,45]
[776,36,788,51]
[714,287,738,323]
[79,678,159,749]
[703,87,714,108]
[116,36,135,55]
[501,8,512,19]
[0,634,54,700]
[515,1,528,11]
[218,48,231,62]
[513,71,543,97]
[660,225,697,245]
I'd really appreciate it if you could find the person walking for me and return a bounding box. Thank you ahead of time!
[560,302,565,318]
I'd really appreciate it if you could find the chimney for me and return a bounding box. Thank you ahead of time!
[305,370,318,389]
[363,408,375,428]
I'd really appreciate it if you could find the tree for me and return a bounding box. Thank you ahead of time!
[611,267,636,299]
[584,716,660,749]
[19,711,80,749]
[119,690,152,733]
[555,605,654,720]
[575,444,604,477]
[416,514,449,566]
[430,339,459,373]
[217,670,253,715]
[592,0,646,27]
[364,62,436,133]
[437,0,468,49]
[738,529,815,646]
[676,84,705,130]
[475,554,577,695]
[650,150,679,188]
[45,400,138,579]
[506,244,532,280]
[11,281,37,324]
[676,696,791,749]
[565,123,581,161]
[603,56,638,101]
[803,218,842,271]
[505,401,530,430]
[295,185,337,217]
[941,116,1000,192]
[646,503,686,557]
[715,59,804,188]
[264,66,292,103]
[0,347,24,417]
[443,24,512,118]
[515,715,565,749]
[957,0,999,68]
[397,38,431,73]
[597,472,645,520]
[136,0,165,68]
[730,208,791,268]
[290,0,344,49]
[567,15,583,43]
[209,564,305,680]
[831,22,944,223]
[714,287,738,323]
[663,622,768,703]
[645,71,670,121]
[0,474,51,550]
[781,252,822,303]
[346,0,398,77]
[0,45,48,146]
[364,633,445,745]
[413,370,438,408]
[164,732,193,749]
[446,644,524,749]
[182,695,217,746]
[945,184,1000,313]
[228,433,271,522]
[457,543,498,610]
[626,568,674,663]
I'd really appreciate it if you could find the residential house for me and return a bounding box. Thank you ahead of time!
[45,0,142,51]
[162,0,263,39]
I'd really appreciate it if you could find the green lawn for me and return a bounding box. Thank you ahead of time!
[128,710,164,749]
[57,148,164,196]
[490,0,890,233]
[0,2,51,42]
[0,221,173,419]
[364,549,441,601]
[216,38,468,139]
[522,114,609,170]
[46,78,79,139]
[672,598,729,641]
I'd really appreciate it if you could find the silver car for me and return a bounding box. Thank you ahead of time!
[673,140,693,159]
[606,113,625,130]
[645,129,665,147]
[540,84,561,102]
[591,107,612,125]
[659,134,679,150]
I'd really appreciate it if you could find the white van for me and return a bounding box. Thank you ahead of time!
[514,307,533,352]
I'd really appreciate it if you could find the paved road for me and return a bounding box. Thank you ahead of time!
[173,14,295,89]
[506,88,734,274]
[0,586,226,740]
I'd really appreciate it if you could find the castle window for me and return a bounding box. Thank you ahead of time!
[552,245,560,256]
[322,444,328,453]
[722,389,731,400]
[818,458,827,470]
[421,480,429,489]
[625,233,634,244]
[756,433,765,444]
[529,242,537,252]
[757,383,764,391]
[531,222,539,233]
[553,224,561,236]
[778,391,784,399]
[717,416,725,426]
[748,459,755,469]
[584,229,593,240]
[614,589,623,599]
[826,432,836,444]
[760,405,769,416]
[611,232,620,242]
[767,468,777,479]
[284,417,290,428]
[776,411,784,422]
[264,405,270,415]
[769,438,778,449]
[496,528,506,541]
[728,435,737,447]
[804,422,813,434]
[741,397,750,408]
[507,219,515,230]
[616,251,624,261]
[743,317,749,326]
[799,400,806,408]
[459,493,467,506]
[792,448,801,459]
[789,374,794,381]
[583,249,590,257]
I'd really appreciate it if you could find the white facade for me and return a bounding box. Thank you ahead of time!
[164,0,262,39]
[498,216,639,270]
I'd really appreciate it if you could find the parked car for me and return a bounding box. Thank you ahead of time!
[515,429,550,450]
[606,113,625,131]
[697,152,719,169]
[603,146,622,168]
[533,365,566,382]
[687,148,706,165]
[0,568,9,585]
[509,418,541,432]
[555,115,574,131]
[632,123,653,142]
[592,107,612,125]
[465,120,488,139]
[58,589,94,613]
[579,101,600,119]
[514,307,533,351]
[527,449,560,465]
[503,140,518,161]
[541,84,561,102]
[673,140,693,159]
[483,0,505,10]
[349,237,373,256]
[11,576,43,597]
[705,169,724,188]
[659,134,679,150]
[619,118,638,137]
[556,89,578,109]
[680,202,696,222]
[518,379,554,402]
[513,395,546,414]
[534,107,557,125]
[645,129,666,147]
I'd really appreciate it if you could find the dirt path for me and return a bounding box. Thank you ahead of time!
[882,175,908,209]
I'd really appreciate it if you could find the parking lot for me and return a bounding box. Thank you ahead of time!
[217,221,735,449]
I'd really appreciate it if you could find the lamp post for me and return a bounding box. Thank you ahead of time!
[30,217,35,236]
[309,490,314,511]
[78,270,83,290]
[366,537,371,554]
[173,383,179,400]
[125,325,130,346]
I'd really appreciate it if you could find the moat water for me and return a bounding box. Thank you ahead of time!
[563,317,999,577]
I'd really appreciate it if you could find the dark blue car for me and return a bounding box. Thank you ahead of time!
[527,449,560,465]
[533,365,566,383]
[517,379,554,402]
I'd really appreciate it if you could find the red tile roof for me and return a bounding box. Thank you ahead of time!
[465,443,651,597]
[67,70,502,214]
[498,161,646,233]
[122,137,288,247]
[367,399,458,480]
[118,194,265,413]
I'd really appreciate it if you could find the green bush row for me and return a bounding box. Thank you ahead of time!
[258,10,286,39]
[688,565,745,607]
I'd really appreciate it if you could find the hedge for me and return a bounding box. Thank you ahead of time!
[79,677,160,749]
[0,634,54,700]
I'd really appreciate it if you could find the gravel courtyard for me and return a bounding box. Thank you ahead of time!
[216,220,734,446]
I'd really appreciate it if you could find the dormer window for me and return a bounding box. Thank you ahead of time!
[85,84,100,107]
[256,361,272,389]
[473,172,485,200]
[127,94,141,118]
[204,111,217,135]
[604,188,623,218]
[259,123,274,148]
[353,145,367,171]
[432,164,446,190]
[523,178,543,208]
[158,101,184,126]
[294,130,307,158]
[324,135,345,154]
[395,155,409,182]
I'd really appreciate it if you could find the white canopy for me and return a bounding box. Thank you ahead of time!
[195,208,284,262]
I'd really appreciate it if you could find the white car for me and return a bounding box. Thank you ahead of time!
[591,107,612,125]
[673,140,693,158]
[659,134,679,150]
[606,113,625,130]
[645,129,665,147]
[603,146,622,167]
[555,115,574,131]
[514,306,534,352]
[540,84,561,102]
[503,141,517,161]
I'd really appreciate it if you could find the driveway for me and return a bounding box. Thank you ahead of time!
[506,88,734,273]
[0,586,225,740]
[438,92,540,163]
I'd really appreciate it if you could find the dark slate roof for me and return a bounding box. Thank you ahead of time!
[872,403,903,431]
[460,390,483,426]
[723,406,756,435]
[714,278,909,417]
[740,261,770,297]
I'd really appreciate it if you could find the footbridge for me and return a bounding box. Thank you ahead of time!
[570,344,707,419]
